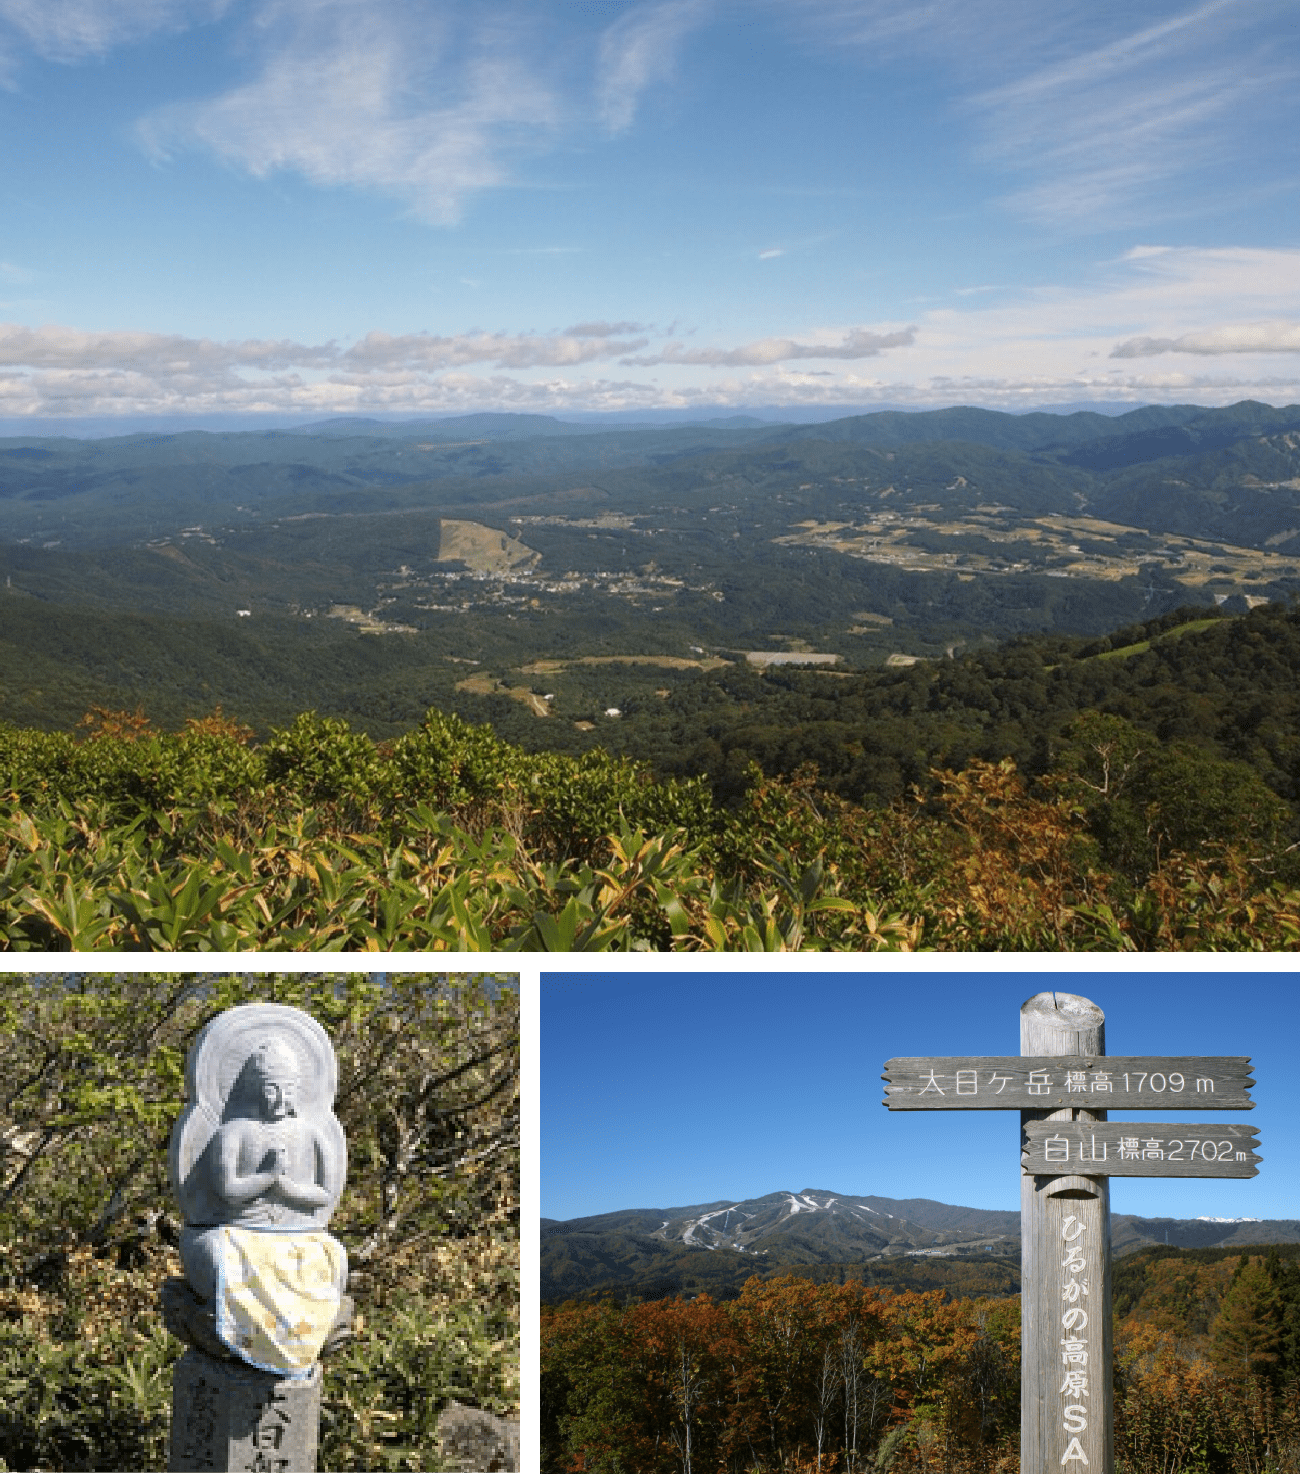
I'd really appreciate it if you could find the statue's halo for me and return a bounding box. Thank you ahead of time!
[192,1003,337,1119]
[170,1002,345,1229]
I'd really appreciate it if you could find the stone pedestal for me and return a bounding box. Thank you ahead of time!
[168,1349,321,1473]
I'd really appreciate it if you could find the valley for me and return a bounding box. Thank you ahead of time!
[6,398,1300,785]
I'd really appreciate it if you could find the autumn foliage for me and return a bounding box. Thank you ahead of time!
[0,704,1298,948]
[1110,1248,1300,1474]
[543,1251,1300,1474]
[541,1277,1021,1474]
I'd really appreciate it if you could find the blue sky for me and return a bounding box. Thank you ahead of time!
[542,971,1298,1227]
[2,0,1300,425]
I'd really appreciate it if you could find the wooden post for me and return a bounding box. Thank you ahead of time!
[1021,992,1113,1474]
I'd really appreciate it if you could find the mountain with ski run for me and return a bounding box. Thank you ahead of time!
[540,1188,1300,1303]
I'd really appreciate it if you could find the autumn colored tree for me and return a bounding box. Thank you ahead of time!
[1208,1257,1282,1380]
[542,1301,658,1473]
[727,1277,867,1468]
[633,1296,740,1474]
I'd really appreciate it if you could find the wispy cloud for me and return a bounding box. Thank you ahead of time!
[6,0,715,213]
[974,4,1291,226]
[775,0,1300,230]
[0,0,227,62]
[596,0,710,132]
[138,0,560,223]
[0,261,34,283]
[5,0,1297,237]
[626,325,915,366]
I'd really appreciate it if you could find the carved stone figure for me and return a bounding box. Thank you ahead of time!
[164,1003,353,1473]
[170,1004,346,1233]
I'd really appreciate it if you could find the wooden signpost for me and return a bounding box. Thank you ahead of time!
[883,1058,1255,1110]
[882,992,1259,1473]
[1021,1121,1260,1177]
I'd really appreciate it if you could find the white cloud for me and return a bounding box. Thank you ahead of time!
[757,248,784,260]
[562,320,647,337]
[627,326,915,366]
[7,248,1300,418]
[138,0,560,224]
[0,317,917,415]
[342,328,649,368]
[1101,246,1300,328]
[0,321,655,375]
[596,0,710,132]
[1112,323,1300,358]
[0,322,335,372]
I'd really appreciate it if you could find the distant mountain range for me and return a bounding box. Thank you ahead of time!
[6,397,1300,550]
[8,396,1300,742]
[541,1188,1300,1304]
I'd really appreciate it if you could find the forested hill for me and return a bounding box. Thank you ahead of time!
[2,601,1300,948]
[542,1244,1300,1472]
[9,399,1300,754]
[620,600,1300,817]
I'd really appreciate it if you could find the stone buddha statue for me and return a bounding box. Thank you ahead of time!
[162,1004,352,1377]
[210,1038,335,1228]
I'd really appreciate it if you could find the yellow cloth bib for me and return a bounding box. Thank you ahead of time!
[214,1226,345,1376]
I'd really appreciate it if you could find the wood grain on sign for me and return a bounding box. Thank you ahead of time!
[882,1057,1254,1110]
[1020,992,1114,1474]
[1022,1122,1261,1178]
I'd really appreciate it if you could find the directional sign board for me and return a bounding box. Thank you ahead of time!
[1022,1121,1261,1177]
[886,993,1264,1474]
[882,1056,1254,1111]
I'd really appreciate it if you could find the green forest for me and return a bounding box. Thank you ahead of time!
[1,602,1300,947]
[0,973,518,1472]
[541,1245,1300,1473]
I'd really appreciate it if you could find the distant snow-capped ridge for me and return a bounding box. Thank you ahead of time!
[674,1191,893,1252]
[1196,1216,1263,1223]
[638,1188,1019,1262]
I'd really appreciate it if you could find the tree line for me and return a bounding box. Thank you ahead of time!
[1,686,1299,947]
[542,1249,1300,1474]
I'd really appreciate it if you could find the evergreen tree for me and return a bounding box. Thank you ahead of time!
[1208,1259,1281,1378]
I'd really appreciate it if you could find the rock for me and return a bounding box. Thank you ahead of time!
[436,1400,521,1473]
[169,1347,321,1473]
